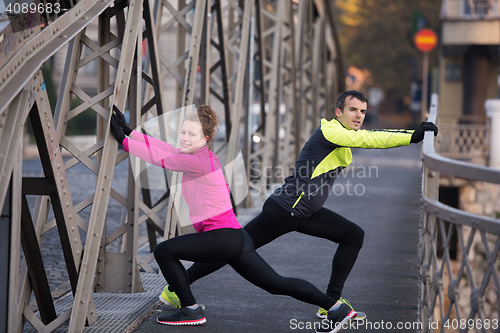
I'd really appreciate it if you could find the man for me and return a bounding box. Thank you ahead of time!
[159,90,438,325]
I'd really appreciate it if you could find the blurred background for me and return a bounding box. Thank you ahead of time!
[27,0,496,149]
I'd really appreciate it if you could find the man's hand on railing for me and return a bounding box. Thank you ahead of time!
[411,122,438,143]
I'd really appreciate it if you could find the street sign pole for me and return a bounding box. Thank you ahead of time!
[421,51,429,122]
[414,28,438,122]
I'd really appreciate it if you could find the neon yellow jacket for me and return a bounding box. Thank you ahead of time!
[270,119,414,218]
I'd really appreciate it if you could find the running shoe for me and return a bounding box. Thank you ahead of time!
[159,285,180,309]
[159,285,206,310]
[315,303,356,333]
[317,298,366,320]
[157,306,206,326]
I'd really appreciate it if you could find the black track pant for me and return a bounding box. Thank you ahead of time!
[187,198,365,301]
[154,228,337,310]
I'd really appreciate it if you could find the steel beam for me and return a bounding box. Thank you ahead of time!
[68,0,144,328]
[278,1,298,173]
[122,33,142,293]
[20,194,57,324]
[1,97,29,328]
[225,0,254,197]
[315,0,344,94]
[16,87,97,331]
[259,0,284,196]
[165,0,207,238]
[294,0,308,148]
[95,6,112,294]
[286,0,299,161]
[29,100,83,295]
[300,0,314,141]
[0,91,29,214]
[253,0,267,132]
[7,146,22,333]
[15,195,49,333]
[0,177,12,333]
[140,0,169,253]
[50,0,165,297]
[0,0,113,115]
[199,2,211,104]
[143,0,166,117]
[212,0,232,140]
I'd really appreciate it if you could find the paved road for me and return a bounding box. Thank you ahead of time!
[133,143,423,333]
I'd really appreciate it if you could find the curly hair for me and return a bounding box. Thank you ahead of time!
[183,105,219,149]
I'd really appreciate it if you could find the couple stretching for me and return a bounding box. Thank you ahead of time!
[110,90,437,332]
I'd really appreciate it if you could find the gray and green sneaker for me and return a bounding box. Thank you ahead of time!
[159,285,206,310]
[317,298,366,321]
[315,303,356,333]
[159,285,181,309]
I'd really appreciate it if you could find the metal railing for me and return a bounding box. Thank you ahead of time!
[436,123,489,164]
[441,0,499,19]
[419,94,500,332]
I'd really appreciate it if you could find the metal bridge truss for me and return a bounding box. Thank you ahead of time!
[420,94,500,332]
[0,0,344,331]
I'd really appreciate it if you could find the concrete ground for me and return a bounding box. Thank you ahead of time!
[132,143,424,333]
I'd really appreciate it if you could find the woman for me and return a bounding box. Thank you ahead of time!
[110,105,356,333]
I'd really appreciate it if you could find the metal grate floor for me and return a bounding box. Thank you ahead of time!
[23,271,166,333]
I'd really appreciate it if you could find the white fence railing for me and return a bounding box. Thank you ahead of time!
[419,94,500,332]
[436,123,489,163]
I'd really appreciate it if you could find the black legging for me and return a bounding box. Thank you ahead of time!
[187,198,365,300]
[154,228,337,310]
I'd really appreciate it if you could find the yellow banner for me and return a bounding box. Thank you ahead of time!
[416,36,437,44]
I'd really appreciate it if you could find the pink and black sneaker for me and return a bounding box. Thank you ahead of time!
[157,306,206,326]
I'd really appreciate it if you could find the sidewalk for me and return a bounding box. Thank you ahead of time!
[131,144,423,333]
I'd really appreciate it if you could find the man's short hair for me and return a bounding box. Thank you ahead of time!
[336,90,368,111]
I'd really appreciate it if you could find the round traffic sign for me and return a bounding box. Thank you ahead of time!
[414,28,438,53]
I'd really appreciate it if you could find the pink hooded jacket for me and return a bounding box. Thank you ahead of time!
[123,130,241,233]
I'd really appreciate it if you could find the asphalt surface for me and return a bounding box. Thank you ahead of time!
[132,143,424,333]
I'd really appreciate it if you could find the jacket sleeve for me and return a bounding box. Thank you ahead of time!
[128,130,177,153]
[321,120,413,148]
[123,137,201,174]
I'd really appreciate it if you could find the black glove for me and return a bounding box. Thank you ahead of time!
[411,122,438,143]
[112,105,132,136]
[110,116,126,144]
